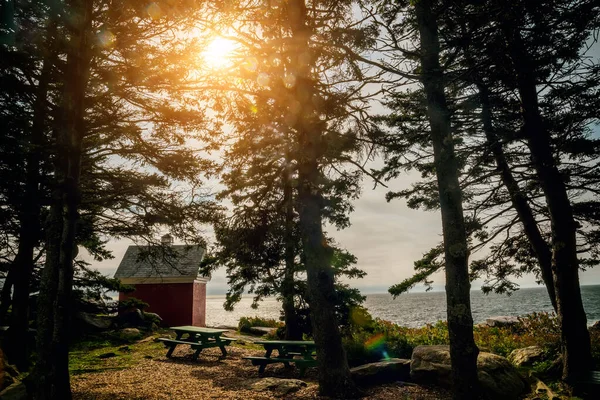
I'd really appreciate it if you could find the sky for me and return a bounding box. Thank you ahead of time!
[82,162,600,296]
[80,19,600,298]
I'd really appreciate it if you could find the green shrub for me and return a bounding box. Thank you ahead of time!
[340,309,596,367]
[473,312,561,357]
[238,316,283,333]
[342,308,415,366]
[117,297,149,312]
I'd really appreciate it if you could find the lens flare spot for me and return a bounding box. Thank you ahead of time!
[257,72,270,86]
[365,333,386,351]
[243,57,258,72]
[283,73,296,89]
[97,30,115,47]
[146,3,162,20]
[269,54,282,67]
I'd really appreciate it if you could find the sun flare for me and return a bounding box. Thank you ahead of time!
[202,37,238,69]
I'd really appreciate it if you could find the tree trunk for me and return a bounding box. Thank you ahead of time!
[297,162,357,397]
[0,266,14,325]
[287,1,358,397]
[282,153,301,340]
[6,15,57,371]
[477,84,557,311]
[33,1,92,398]
[33,187,63,399]
[414,2,480,399]
[503,24,591,382]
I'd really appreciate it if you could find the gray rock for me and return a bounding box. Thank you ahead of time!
[119,327,141,340]
[214,325,237,331]
[250,377,307,395]
[117,308,145,327]
[143,312,163,323]
[76,312,112,330]
[411,345,526,400]
[248,326,277,335]
[508,346,545,367]
[477,352,527,400]
[351,358,411,385]
[485,316,521,328]
[0,382,27,400]
[410,345,453,386]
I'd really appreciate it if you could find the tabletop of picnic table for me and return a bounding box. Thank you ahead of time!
[254,340,316,346]
[170,326,229,334]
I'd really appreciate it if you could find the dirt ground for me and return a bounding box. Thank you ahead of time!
[71,340,451,400]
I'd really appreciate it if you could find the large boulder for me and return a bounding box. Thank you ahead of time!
[350,358,411,386]
[116,308,145,328]
[410,345,453,386]
[250,378,307,395]
[118,327,142,340]
[477,352,527,399]
[508,346,545,367]
[75,312,113,331]
[484,316,521,328]
[411,345,526,400]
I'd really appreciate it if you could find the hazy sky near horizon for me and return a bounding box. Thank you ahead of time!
[82,164,600,296]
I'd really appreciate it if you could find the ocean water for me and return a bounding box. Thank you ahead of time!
[206,284,600,328]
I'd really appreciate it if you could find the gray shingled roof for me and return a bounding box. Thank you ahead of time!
[114,245,205,279]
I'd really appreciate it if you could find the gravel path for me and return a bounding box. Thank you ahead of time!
[71,343,450,399]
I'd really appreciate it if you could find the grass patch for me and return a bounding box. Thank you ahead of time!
[69,331,167,375]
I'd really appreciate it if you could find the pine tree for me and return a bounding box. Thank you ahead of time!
[0,0,218,393]
[196,0,373,395]
[368,0,600,384]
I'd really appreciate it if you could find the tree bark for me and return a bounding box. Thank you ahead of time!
[477,84,557,312]
[502,23,591,382]
[414,2,480,399]
[33,1,92,398]
[282,153,301,340]
[0,266,14,325]
[287,1,358,397]
[6,15,57,371]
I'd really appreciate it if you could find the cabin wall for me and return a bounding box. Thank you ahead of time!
[119,283,195,326]
[192,282,207,327]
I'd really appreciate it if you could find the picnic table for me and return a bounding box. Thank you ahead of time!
[158,326,237,360]
[244,340,317,376]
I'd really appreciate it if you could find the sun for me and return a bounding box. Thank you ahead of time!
[201,37,238,69]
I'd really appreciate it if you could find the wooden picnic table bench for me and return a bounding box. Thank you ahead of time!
[244,340,317,377]
[158,326,237,360]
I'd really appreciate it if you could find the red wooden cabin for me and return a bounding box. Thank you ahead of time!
[114,235,209,327]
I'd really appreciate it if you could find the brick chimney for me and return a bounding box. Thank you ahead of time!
[161,233,173,245]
